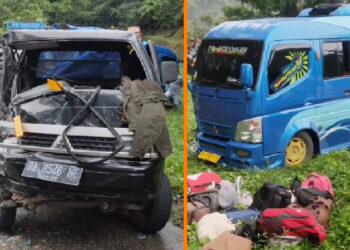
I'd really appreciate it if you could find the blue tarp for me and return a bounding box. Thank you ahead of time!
[37,51,122,80]
[50,24,103,30]
[51,25,179,65]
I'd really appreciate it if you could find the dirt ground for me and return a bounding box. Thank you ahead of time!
[0,205,183,250]
[171,198,184,228]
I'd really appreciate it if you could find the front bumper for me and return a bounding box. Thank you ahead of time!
[0,151,164,202]
[197,134,285,169]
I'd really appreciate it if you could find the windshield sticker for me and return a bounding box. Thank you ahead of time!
[207,46,248,56]
[270,51,309,93]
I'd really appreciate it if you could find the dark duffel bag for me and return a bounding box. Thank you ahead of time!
[295,187,333,207]
[250,182,292,211]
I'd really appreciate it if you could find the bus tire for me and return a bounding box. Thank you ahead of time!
[285,131,313,167]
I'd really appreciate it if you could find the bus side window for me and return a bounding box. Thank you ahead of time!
[268,45,310,95]
[323,41,350,78]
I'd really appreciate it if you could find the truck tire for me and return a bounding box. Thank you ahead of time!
[285,131,313,167]
[133,173,172,233]
[0,191,16,232]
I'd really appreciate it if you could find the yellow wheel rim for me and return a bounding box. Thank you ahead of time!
[285,138,307,166]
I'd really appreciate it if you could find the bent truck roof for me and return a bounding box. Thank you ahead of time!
[205,16,350,42]
[3,30,139,49]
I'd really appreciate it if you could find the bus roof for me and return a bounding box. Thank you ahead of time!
[205,16,350,42]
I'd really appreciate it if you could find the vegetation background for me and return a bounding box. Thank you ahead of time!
[0,0,183,58]
[187,0,350,249]
[188,0,350,39]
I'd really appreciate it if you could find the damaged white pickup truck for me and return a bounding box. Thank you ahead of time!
[0,30,178,233]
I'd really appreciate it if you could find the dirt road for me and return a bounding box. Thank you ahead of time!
[0,206,183,250]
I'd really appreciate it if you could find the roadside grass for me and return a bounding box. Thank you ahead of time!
[187,95,350,249]
[165,102,184,195]
[165,104,184,228]
[165,63,184,195]
[144,28,183,60]
[165,63,184,227]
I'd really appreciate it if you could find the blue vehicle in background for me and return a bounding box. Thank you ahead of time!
[6,21,46,32]
[189,3,350,169]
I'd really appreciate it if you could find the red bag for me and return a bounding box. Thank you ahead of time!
[259,208,327,244]
[187,172,221,194]
[302,173,334,197]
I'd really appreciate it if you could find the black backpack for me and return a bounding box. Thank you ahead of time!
[250,182,292,211]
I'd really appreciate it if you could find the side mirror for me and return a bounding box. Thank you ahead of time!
[160,61,178,84]
[240,63,254,88]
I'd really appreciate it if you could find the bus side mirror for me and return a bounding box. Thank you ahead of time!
[240,63,254,88]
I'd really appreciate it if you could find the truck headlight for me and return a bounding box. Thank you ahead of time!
[235,117,262,143]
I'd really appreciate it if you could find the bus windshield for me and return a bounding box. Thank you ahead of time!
[193,39,264,89]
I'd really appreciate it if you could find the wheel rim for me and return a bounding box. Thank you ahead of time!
[285,138,307,166]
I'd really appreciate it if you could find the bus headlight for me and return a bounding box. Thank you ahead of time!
[235,117,262,143]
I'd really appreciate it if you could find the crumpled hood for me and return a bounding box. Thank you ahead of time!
[12,84,123,127]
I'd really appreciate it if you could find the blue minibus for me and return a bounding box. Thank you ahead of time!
[189,4,350,169]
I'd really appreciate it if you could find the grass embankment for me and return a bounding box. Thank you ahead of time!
[143,28,183,60]
[187,95,350,249]
[164,64,184,227]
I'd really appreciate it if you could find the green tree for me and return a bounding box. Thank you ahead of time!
[44,0,73,25]
[0,0,183,36]
[44,0,95,26]
[0,0,48,35]
[91,0,183,31]
[222,6,257,20]
[135,0,183,31]
[239,0,350,18]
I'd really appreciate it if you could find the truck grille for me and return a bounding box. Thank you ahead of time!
[67,136,118,152]
[20,133,119,152]
[21,133,57,147]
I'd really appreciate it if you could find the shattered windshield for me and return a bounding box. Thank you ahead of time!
[193,39,264,89]
[12,84,124,127]
[2,41,147,127]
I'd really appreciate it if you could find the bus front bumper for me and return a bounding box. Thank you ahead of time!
[197,134,285,169]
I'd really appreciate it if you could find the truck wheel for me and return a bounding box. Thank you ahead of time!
[285,132,313,167]
[133,173,172,233]
[0,192,16,232]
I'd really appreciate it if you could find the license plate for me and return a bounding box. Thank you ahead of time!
[22,160,83,186]
[197,151,221,164]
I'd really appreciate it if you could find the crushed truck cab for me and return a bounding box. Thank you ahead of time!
[190,4,350,169]
[0,30,178,233]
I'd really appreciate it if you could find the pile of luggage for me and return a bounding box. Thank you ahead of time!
[187,172,334,249]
